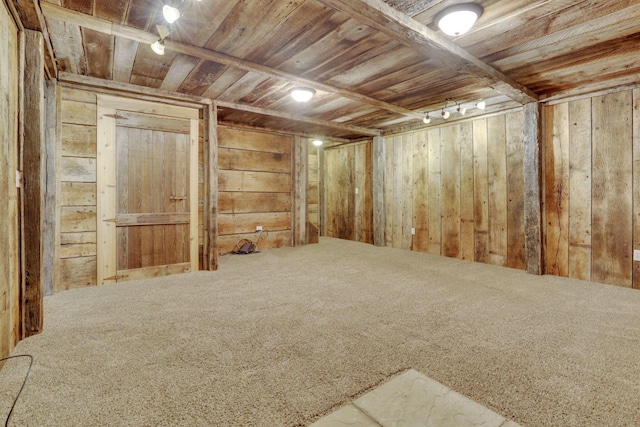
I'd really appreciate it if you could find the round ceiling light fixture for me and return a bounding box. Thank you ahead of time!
[312,139,323,147]
[163,4,181,23]
[435,3,483,37]
[290,87,316,103]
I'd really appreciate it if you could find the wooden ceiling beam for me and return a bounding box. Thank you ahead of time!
[40,2,425,121]
[317,0,539,104]
[57,72,380,137]
[216,100,381,137]
[10,0,57,78]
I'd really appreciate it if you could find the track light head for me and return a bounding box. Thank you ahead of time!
[441,110,450,119]
[476,100,486,110]
[163,4,181,23]
[151,39,165,55]
[423,114,431,124]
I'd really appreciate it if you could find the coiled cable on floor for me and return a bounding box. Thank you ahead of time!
[1,355,33,427]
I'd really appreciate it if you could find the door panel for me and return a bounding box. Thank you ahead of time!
[97,95,199,284]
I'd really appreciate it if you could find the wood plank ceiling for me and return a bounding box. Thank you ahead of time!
[29,0,640,140]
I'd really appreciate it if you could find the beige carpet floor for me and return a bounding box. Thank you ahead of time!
[2,237,640,426]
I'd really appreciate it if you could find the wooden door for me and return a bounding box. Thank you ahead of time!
[96,95,199,284]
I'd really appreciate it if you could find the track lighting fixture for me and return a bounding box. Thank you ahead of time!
[476,100,486,110]
[290,87,316,103]
[423,114,431,124]
[151,39,165,55]
[420,97,487,125]
[441,110,450,119]
[457,105,467,115]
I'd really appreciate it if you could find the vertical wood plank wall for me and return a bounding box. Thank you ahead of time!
[324,113,526,269]
[56,87,207,290]
[324,142,374,243]
[308,143,320,231]
[0,1,20,359]
[217,126,293,253]
[545,89,640,288]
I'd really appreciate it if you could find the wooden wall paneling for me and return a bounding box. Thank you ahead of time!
[459,122,474,261]
[634,89,640,289]
[544,103,569,276]
[427,128,442,255]
[319,147,326,237]
[412,131,428,253]
[372,136,385,246]
[505,111,526,270]
[363,141,374,244]
[487,116,508,266]
[591,91,633,287]
[292,136,308,246]
[43,79,60,296]
[0,0,20,358]
[401,134,414,250]
[22,29,44,338]
[189,118,199,272]
[205,103,218,270]
[384,137,394,246]
[96,99,117,285]
[441,125,461,258]
[354,143,365,243]
[61,123,96,157]
[473,119,489,263]
[523,102,543,275]
[391,135,403,248]
[307,145,319,228]
[568,99,592,281]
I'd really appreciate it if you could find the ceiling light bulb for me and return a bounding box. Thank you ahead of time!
[476,100,486,110]
[151,39,165,55]
[458,106,467,115]
[441,110,450,119]
[312,139,323,147]
[163,4,181,23]
[290,87,315,103]
[436,3,483,37]
[423,114,431,124]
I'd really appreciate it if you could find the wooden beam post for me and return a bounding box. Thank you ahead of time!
[292,136,308,246]
[372,136,386,246]
[42,79,59,296]
[524,102,543,274]
[205,103,219,270]
[21,29,44,337]
[319,147,326,237]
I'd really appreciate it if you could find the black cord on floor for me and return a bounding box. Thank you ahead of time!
[1,355,33,427]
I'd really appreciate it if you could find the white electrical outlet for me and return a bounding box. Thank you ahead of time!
[634,249,640,261]
[256,225,263,232]
[411,227,416,235]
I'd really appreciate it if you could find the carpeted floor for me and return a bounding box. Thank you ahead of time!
[2,237,640,426]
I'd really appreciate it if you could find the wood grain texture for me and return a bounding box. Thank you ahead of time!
[412,131,428,253]
[591,91,633,287]
[473,119,489,264]
[0,0,20,358]
[373,136,385,246]
[545,103,569,276]
[506,111,526,270]
[441,125,460,258]
[427,128,441,255]
[22,30,45,337]
[459,121,474,261]
[487,116,507,266]
[523,102,542,275]
[634,89,640,289]
[568,99,592,281]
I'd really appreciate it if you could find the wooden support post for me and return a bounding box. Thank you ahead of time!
[524,102,543,275]
[21,29,44,337]
[42,79,59,296]
[318,147,326,237]
[292,136,308,246]
[373,136,386,246]
[205,103,219,270]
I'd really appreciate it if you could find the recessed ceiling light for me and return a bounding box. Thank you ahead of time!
[436,3,483,37]
[290,87,316,103]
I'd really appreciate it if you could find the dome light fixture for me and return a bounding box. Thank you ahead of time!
[151,39,165,55]
[435,3,483,37]
[312,139,323,147]
[163,4,181,23]
[290,87,316,103]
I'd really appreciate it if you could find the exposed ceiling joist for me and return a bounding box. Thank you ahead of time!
[40,2,425,121]
[57,72,380,137]
[215,101,381,137]
[9,0,56,78]
[317,0,539,104]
